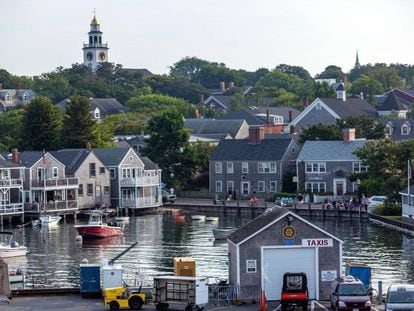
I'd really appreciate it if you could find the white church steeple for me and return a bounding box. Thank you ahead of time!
[82,10,109,70]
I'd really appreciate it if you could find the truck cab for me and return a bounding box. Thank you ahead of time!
[103,286,145,310]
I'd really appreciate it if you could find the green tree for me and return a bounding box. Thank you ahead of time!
[61,96,104,148]
[349,75,384,104]
[316,65,345,81]
[169,57,210,80]
[101,113,146,135]
[229,93,247,111]
[275,64,312,81]
[141,108,197,189]
[22,96,62,150]
[33,71,73,103]
[337,116,385,139]
[299,124,342,143]
[313,82,335,98]
[0,109,24,151]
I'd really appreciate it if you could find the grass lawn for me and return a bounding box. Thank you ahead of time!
[386,216,403,220]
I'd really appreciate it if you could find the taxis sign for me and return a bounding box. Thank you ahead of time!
[302,238,333,247]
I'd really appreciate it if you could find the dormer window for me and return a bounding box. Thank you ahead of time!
[402,124,410,135]
[22,93,28,102]
[385,125,392,136]
[316,103,321,110]
[5,93,11,102]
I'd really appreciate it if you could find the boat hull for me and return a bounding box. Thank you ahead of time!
[0,247,28,258]
[75,225,123,238]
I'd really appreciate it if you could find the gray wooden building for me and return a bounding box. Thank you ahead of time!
[227,208,342,301]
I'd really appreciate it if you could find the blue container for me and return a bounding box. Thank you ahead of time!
[345,263,371,289]
[80,264,101,297]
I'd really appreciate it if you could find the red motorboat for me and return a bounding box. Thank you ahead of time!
[75,211,124,238]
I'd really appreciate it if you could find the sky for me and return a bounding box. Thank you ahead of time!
[2,0,414,78]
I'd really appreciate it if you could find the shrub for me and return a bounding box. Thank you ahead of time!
[372,201,401,216]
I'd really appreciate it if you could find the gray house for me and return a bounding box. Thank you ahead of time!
[296,129,368,198]
[228,208,342,301]
[93,148,162,212]
[0,88,36,111]
[383,120,414,141]
[287,83,378,133]
[0,156,25,218]
[209,126,300,199]
[51,149,111,210]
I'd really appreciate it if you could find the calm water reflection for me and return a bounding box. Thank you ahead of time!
[2,209,413,290]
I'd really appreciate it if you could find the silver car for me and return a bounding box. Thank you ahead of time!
[386,284,414,311]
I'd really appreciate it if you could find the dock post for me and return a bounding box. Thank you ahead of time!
[377,281,383,305]
[322,204,325,217]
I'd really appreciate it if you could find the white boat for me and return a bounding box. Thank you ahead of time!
[114,216,130,222]
[191,215,206,221]
[32,215,62,227]
[9,268,24,283]
[0,232,28,258]
[212,228,237,240]
[205,216,219,223]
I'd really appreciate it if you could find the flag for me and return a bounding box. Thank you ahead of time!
[408,160,412,180]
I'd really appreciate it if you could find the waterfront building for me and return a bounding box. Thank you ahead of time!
[51,149,111,210]
[93,148,162,212]
[0,155,24,219]
[209,126,300,200]
[227,208,342,301]
[9,150,79,216]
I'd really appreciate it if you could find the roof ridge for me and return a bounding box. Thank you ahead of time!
[68,150,85,170]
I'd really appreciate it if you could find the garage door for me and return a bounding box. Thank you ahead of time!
[262,247,317,300]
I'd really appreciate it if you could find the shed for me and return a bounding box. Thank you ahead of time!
[227,208,342,301]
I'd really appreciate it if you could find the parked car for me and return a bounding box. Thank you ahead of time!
[367,196,387,211]
[385,284,414,311]
[330,275,371,311]
[162,190,176,203]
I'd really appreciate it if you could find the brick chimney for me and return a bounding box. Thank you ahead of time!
[249,126,265,144]
[290,125,297,134]
[219,81,226,93]
[289,110,293,122]
[343,128,356,143]
[11,148,19,164]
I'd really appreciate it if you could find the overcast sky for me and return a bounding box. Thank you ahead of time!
[2,0,413,77]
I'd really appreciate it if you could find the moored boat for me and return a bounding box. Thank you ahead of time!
[212,228,237,240]
[32,215,62,227]
[191,215,206,221]
[114,216,130,222]
[9,268,24,284]
[205,216,219,223]
[0,232,28,258]
[75,211,124,238]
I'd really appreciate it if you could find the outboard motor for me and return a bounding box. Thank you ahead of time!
[11,241,20,248]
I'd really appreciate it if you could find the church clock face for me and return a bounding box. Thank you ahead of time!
[99,52,106,61]
[86,52,93,61]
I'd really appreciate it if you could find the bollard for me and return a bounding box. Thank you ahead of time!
[377,281,382,305]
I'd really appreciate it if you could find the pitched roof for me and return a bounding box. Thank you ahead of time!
[0,159,22,168]
[50,149,91,175]
[320,97,378,118]
[219,107,299,126]
[383,120,414,141]
[211,138,292,161]
[93,148,131,166]
[184,118,246,138]
[379,92,408,111]
[336,83,345,91]
[297,139,367,161]
[140,156,159,170]
[204,95,233,109]
[57,98,125,116]
[18,151,48,167]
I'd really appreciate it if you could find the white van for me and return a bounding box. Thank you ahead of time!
[386,284,414,311]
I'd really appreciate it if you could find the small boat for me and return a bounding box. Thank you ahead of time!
[205,216,219,223]
[32,215,62,227]
[191,215,206,221]
[9,268,24,283]
[0,232,28,258]
[114,216,130,222]
[212,228,237,240]
[74,211,124,239]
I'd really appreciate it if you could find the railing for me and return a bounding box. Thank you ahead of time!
[369,213,414,232]
[28,177,79,189]
[121,196,161,209]
[0,179,23,187]
[0,203,24,215]
[83,43,108,48]
[24,200,78,213]
[120,176,160,187]
[208,284,239,305]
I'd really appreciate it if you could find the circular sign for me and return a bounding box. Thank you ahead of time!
[283,225,296,239]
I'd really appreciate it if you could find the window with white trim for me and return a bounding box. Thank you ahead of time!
[270,181,277,192]
[227,181,234,193]
[316,103,321,110]
[305,182,326,193]
[385,125,392,136]
[22,93,28,101]
[5,93,11,102]
[227,162,234,174]
[1,170,9,179]
[78,184,83,197]
[242,162,248,174]
[246,259,257,273]
[305,162,326,173]
[353,162,368,173]
[258,162,276,173]
[402,125,410,135]
[215,162,222,174]
[215,181,223,192]
[290,146,295,153]
[258,181,265,192]
[122,168,131,179]
[52,167,58,178]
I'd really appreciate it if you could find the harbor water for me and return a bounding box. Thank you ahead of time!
[3,208,414,291]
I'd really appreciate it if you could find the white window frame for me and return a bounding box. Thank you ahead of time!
[5,93,11,102]
[316,103,321,110]
[305,182,326,193]
[258,162,276,173]
[402,125,409,135]
[385,125,392,136]
[215,181,223,192]
[227,181,234,193]
[1,170,9,179]
[215,162,222,174]
[353,162,368,173]
[52,167,58,178]
[258,181,265,192]
[242,162,248,174]
[122,168,131,179]
[227,162,234,174]
[246,259,257,273]
[270,181,277,192]
[305,162,326,173]
[290,146,295,153]
[37,167,44,180]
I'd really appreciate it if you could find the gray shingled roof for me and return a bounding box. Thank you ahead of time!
[93,148,131,166]
[297,139,367,161]
[378,92,407,111]
[18,151,48,167]
[383,120,414,141]
[320,98,378,118]
[140,156,159,170]
[211,138,292,161]
[219,110,266,125]
[0,159,22,168]
[51,149,90,175]
[204,95,233,109]
[228,208,290,244]
[185,119,246,138]
[57,98,125,116]
[219,107,299,126]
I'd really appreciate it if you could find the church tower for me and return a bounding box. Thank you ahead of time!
[83,11,109,70]
[354,50,361,69]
